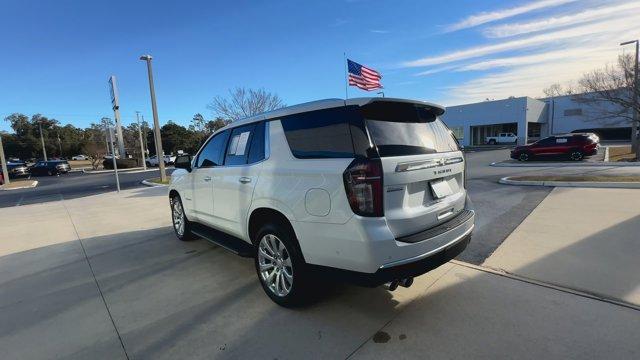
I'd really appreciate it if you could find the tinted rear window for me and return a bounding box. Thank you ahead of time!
[280,106,362,159]
[360,102,458,157]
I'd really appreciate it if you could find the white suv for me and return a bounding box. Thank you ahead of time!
[169,98,475,306]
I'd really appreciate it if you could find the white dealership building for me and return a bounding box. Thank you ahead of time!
[441,93,631,146]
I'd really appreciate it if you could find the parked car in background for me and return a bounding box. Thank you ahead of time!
[71,155,89,161]
[486,133,517,145]
[29,160,71,176]
[146,154,176,167]
[169,98,475,306]
[510,133,600,161]
[7,162,30,178]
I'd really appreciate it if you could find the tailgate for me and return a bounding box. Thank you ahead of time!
[381,152,466,238]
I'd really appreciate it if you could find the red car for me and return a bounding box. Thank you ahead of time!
[511,133,600,161]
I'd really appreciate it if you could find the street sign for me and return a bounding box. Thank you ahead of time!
[108,76,119,111]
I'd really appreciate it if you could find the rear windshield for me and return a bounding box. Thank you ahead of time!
[361,102,459,157]
[279,101,458,159]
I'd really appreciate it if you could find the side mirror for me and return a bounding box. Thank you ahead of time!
[174,155,192,172]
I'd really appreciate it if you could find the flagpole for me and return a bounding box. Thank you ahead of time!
[343,52,348,99]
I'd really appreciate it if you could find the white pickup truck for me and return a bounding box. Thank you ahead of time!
[146,154,176,167]
[486,133,517,145]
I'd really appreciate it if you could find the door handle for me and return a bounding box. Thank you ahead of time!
[239,177,252,184]
[203,176,212,182]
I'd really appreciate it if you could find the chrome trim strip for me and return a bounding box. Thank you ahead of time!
[395,156,463,172]
[379,213,475,269]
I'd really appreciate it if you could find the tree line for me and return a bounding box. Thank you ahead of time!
[1,87,284,161]
[0,113,230,161]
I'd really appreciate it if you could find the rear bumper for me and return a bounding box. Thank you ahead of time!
[294,204,475,275]
[308,228,471,287]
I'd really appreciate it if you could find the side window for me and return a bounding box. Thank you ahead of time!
[197,130,230,167]
[225,124,256,166]
[537,137,555,146]
[247,122,266,164]
[280,107,357,159]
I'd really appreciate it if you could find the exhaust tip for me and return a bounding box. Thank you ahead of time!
[399,277,414,288]
[384,280,399,291]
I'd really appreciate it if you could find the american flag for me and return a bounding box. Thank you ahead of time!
[348,59,383,91]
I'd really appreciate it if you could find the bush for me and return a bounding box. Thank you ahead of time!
[102,158,139,169]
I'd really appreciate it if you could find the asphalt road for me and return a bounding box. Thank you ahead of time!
[460,149,552,263]
[1,150,554,263]
[0,168,173,208]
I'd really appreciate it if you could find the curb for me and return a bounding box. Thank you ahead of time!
[0,180,39,191]
[499,176,640,189]
[491,160,639,167]
[85,167,160,175]
[141,179,168,187]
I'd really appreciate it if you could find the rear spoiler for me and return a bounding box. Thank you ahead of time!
[352,98,445,122]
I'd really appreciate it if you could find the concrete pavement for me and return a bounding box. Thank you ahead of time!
[2,186,640,359]
[485,187,640,307]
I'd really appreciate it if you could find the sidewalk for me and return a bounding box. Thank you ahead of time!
[484,187,640,307]
[1,187,639,359]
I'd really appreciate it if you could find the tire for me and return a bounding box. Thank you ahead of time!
[488,139,497,145]
[570,150,583,161]
[518,152,530,161]
[170,194,194,241]
[254,222,311,307]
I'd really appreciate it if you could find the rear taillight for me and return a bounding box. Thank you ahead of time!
[343,158,383,217]
[463,153,467,189]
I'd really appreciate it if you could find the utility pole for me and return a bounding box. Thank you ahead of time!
[141,115,149,155]
[38,121,48,161]
[103,118,120,192]
[621,40,639,157]
[136,111,147,170]
[140,54,167,182]
[0,134,10,186]
[101,117,111,155]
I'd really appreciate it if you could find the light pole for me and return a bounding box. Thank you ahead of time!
[621,39,639,156]
[140,54,167,182]
[0,134,10,186]
[101,117,111,156]
[38,121,47,161]
[136,111,147,170]
[57,134,62,157]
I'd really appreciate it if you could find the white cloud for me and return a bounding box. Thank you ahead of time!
[455,46,609,71]
[370,29,390,34]
[444,0,578,32]
[440,40,632,105]
[484,1,640,38]
[403,13,640,67]
[415,65,459,76]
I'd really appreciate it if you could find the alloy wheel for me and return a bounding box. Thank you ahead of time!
[172,198,185,236]
[519,153,529,161]
[571,152,583,161]
[258,234,293,297]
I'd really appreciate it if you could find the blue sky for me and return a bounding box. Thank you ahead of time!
[1,0,638,132]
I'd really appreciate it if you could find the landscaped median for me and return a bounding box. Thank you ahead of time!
[0,179,38,190]
[499,175,640,189]
[141,177,170,186]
